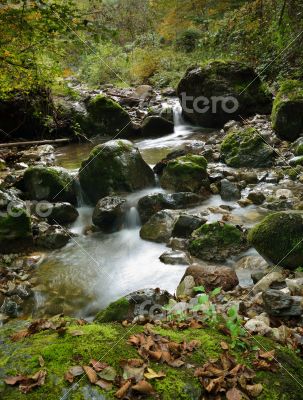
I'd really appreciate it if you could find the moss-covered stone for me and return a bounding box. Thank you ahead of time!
[248,211,303,269]
[221,127,275,167]
[94,297,130,323]
[0,208,32,253]
[271,80,303,141]
[0,318,303,399]
[86,95,132,136]
[295,143,303,156]
[160,154,209,192]
[140,209,179,243]
[79,140,155,204]
[188,221,248,262]
[22,166,76,204]
[177,61,272,128]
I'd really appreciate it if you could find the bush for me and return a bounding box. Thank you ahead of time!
[175,28,201,52]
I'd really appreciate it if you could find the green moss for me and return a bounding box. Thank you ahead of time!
[189,221,247,261]
[0,208,31,240]
[94,297,130,323]
[221,127,274,167]
[1,320,303,399]
[296,143,303,156]
[248,211,303,269]
[160,154,208,192]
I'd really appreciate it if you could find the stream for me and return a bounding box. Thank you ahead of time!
[31,103,274,319]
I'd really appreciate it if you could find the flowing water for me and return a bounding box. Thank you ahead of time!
[32,102,269,319]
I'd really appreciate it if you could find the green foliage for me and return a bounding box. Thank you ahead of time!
[175,28,201,53]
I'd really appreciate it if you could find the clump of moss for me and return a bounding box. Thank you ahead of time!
[188,221,248,262]
[221,127,274,167]
[94,297,130,323]
[86,94,131,136]
[248,211,303,269]
[296,143,303,156]
[160,154,209,192]
[271,80,303,141]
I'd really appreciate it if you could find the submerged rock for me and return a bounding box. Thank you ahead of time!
[140,209,179,243]
[248,212,303,269]
[137,192,203,224]
[188,222,248,262]
[79,140,155,204]
[141,116,174,137]
[177,61,271,128]
[94,288,172,322]
[22,166,76,204]
[220,127,275,168]
[271,80,303,141]
[92,196,127,232]
[159,250,190,265]
[160,154,209,193]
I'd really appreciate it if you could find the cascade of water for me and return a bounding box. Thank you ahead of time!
[74,176,86,207]
[173,101,185,128]
[125,206,141,229]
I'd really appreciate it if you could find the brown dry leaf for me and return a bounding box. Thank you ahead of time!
[95,379,113,391]
[189,319,203,329]
[69,366,84,377]
[98,366,117,382]
[144,368,166,380]
[83,365,97,384]
[89,359,108,372]
[226,387,243,400]
[10,329,28,342]
[76,319,87,326]
[19,370,47,394]
[115,380,132,399]
[64,371,74,384]
[148,350,162,361]
[122,320,129,327]
[128,334,141,346]
[120,359,145,382]
[4,375,26,385]
[167,358,185,368]
[246,383,263,397]
[132,380,155,394]
[38,356,45,367]
[220,341,229,350]
[259,350,275,359]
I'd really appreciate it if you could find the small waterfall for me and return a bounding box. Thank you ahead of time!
[125,206,141,229]
[173,102,185,128]
[74,176,85,207]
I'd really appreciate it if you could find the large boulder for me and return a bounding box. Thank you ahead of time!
[172,214,206,238]
[160,154,209,193]
[35,222,71,249]
[220,127,275,168]
[79,140,155,204]
[22,166,76,204]
[141,116,174,137]
[92,196,127,232]
[177,263,239,296]
[38,202,79,224]
[85,94,133,136]
[189,221,248,262]
[138,192,203,224]
[140,210,179,243]
[177,61,271,128]
[94,288,172,322]
[262,289,302,317]
[248,212,303,269]
[271,80,303,141]
[0,207,33,253]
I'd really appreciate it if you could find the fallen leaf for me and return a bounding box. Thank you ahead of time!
[69,366,84,377]
[246,383,263,397]
[226,387,242,400]
[19,370,47,394]
[132,380,155,394]
[98,366,117,382]
[64,371,74,384]
[76,319,87,326]
[259,350,275,359]
[4,375,26,385]
[220,341,229,350]
[95,379,113,391]
[10,330,28,342]
[144,368,166,380]
[120,359,145,382]
[90,359,108,372]
[38,356,45,367]
[115,380,131,398]
[83,365,97,384]
[70,330,84,337]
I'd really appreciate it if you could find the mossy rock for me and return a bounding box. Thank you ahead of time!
[22,166,76,204]
[85,95,132,136]
[188,221,248,262]
[177,61,272,128]
[160,155,209,193]
[271,80,303,141]
[0,318,303,399]
[79,140,155,204]
[220,127,275,168]
[295,143,303,156]
[0,207,33,253]
[248,211,303,269]
[94,297,130,323]
[141,116,174,137]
